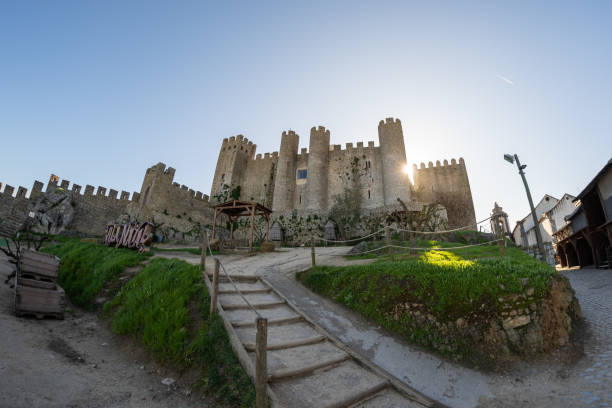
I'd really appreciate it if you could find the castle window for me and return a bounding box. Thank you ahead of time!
[368,190,371,199]
[297,169,307,179]
[221,174,225,181]
[299,195,302,204]
[366,160,371,169]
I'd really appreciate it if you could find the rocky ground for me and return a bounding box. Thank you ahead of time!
[0,253,211,408]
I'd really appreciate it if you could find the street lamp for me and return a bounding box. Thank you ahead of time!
[504,153,545,258]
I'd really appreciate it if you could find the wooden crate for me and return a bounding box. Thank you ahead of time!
[19,249,60,281]
[15,284,65,319]
[17,276,56,290]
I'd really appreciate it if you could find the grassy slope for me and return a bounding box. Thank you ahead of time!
[42,240,150,309]
[298,241,556,360]
[104,258,255,407]
[43,240,255,407]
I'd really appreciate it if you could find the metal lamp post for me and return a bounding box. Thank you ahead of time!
[504,154,545,258]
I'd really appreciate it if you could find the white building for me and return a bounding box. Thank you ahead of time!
[512,194,559,247]
[541,194,577,243]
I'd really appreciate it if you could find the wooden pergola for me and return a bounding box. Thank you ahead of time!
[211,200,272,251]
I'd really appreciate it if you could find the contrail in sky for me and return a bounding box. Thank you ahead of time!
[496,74,515,85]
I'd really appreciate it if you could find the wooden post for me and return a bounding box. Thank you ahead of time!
[212,209,217,240]
[311,235,316,267]
[255,317,268,408]
[229,216,234,248]
[210,259,220,316]
[499,238,505,257]
[386,226,394,261]
[249,205,255,252]
[201,230,208,271]
[265,215,270,241]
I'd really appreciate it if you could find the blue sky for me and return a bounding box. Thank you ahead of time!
[1,1,610,227]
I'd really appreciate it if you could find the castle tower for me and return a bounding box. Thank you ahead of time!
[210,135,255,202]
[378,118,411,205]
[272,130,299,211]
[412,158,476,228]
[139,162,176,210]
[306,126,330,210]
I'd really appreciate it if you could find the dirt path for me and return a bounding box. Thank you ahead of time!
[0,253,209,408]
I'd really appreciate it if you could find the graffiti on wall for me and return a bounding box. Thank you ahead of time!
[105,222,153,253]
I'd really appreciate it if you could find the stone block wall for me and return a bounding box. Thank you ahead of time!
[412,158,477,229]
[391,274,580,363]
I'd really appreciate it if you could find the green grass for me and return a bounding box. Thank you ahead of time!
[42,239,150,309]
[104,258,255,407]
[299,244,557,363]
[42,239,255,406]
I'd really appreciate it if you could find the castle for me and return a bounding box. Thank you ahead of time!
[0,117,476,240]
[211,117,476,227]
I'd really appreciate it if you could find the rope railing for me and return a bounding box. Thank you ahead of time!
[390,239,503,251]
[387,215,493,235]
[317,227,387,243]
[201,229,267,408]
[318,216,494,245]
[204,229,262,319]
[336,239,504,256]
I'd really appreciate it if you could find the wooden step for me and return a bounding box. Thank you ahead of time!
[222,301,285,311]
[244,335,326,352]
[232,315,302,328]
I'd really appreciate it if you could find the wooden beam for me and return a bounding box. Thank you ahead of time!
[250,205,255,252]
[212,209,218,240]
[229,215,234,248]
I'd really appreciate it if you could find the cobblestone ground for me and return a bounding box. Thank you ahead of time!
[562,267,612,407]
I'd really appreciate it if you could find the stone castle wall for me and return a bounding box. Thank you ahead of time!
[413,158,477,229]
[0,163,214,238]
[210,117,475,228]
[0,176,140,236]
[137,162,210,216]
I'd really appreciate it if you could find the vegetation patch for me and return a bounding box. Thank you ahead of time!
[43,240,255,406]
[298,243,568,366]
[42,239,150,309]
[104,258,255,406]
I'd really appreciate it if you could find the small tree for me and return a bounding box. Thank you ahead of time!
[2,218,51,287]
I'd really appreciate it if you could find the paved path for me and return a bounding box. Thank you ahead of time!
[169,248,612,408]
[202,249,438,408]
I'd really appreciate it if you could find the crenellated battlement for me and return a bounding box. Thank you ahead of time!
[282,130,298,138]
[414,157,465,170]
[47,175,140,202]
[254,152,279,161]
[378,117,401,127]
[310,126,330,138]
[328,140,378,154]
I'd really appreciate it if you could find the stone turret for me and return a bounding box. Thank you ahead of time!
[210,134,255,202]
[306,126,330,210]
[378,118,411,205]
[272,130,299,211]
